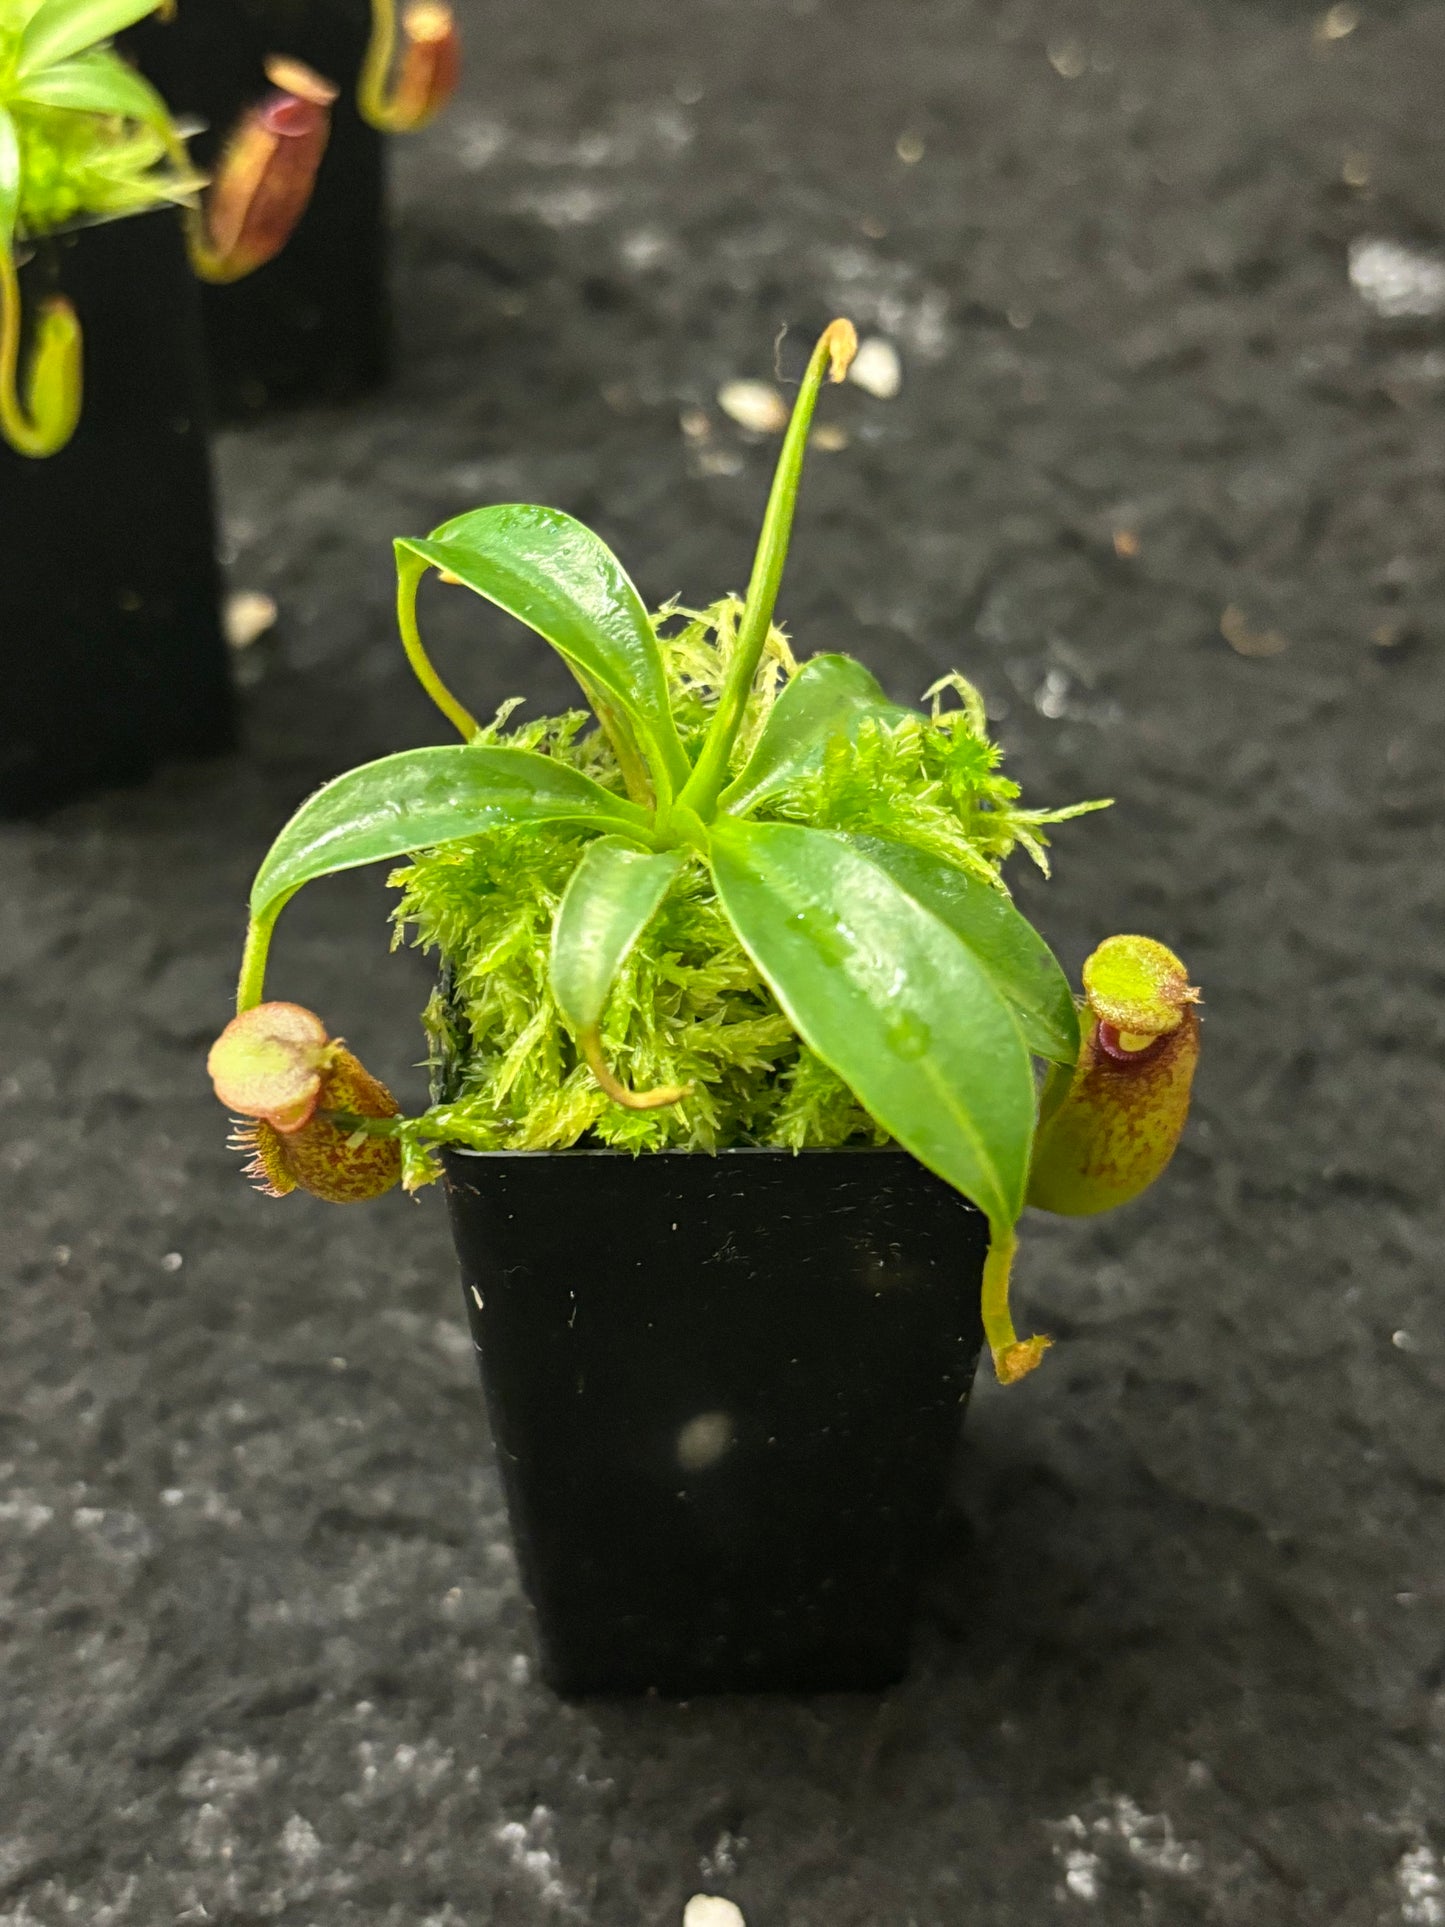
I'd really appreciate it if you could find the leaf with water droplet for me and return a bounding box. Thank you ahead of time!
[398,504,691,804]
[710,818,1035,1228]
[550,837,684,1032]
[846,834,1079,1063]
[241,747,652,1004]
[720,654,915,816]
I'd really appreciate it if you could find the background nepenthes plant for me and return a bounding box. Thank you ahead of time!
[124,0,459,412]
[0,0,334,813]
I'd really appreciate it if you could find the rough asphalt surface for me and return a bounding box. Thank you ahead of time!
[3,0,1444,1919]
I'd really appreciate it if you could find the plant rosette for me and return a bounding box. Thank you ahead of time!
[0,0,334,454]
[210,317,1202,1391]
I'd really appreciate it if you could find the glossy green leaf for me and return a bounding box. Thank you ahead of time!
[17,0,164,75]
[250,745,651,925]
[550,837,684,1032]
[0,109,19,250]
[710,818,1036,1228]
[719,653,915,815]
[846,834,1079,1064]
[12,49,173,129]
[397,505,690,803]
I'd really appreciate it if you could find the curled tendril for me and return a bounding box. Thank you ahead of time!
[579,1029,692,1112]
[0,249,82,459]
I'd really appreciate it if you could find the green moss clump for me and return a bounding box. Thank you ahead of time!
[391,603,1100,1187]
[9,105,197,242]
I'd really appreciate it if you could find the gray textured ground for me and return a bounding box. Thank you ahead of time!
[3,0,1444,1919]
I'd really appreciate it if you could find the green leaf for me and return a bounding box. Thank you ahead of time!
[250,745,651,925]
[17,0,165,75]
[549,837,684,1033]
[710,817,1036,1228]
[845,834,1079,1063]
[0,109,20,250]
[719,653,915,815]
[397,505,690,804]
[12,49,173,129]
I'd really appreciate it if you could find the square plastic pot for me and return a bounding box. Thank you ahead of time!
[443,1146,988,1697]
[126,0,387,417]
[0,210,233,818]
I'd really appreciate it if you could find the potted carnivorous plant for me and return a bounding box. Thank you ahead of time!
[127,0,460,413]
[208,320,1203,1695]
[1,0,332,811]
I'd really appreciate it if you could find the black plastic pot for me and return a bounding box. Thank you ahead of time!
[0,210,233,819]
[126,0,387,417]
[444,1146,988,1697]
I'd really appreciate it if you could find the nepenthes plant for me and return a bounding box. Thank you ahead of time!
[0,0,332,454]
[209,318,1201,1384]
[357,0,459,133]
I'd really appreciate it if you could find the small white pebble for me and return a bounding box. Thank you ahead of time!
[1397,1844,1442,1925]
[676,1412,735,1472]
[1349,237,1445,319]
[684,1898,746,1927]
[1316,2,1359,40]
[161,1251,183,1273]
[717,380,789,434]
[1062,1847,1101,1900]
[1220,604,1289,658]
[848,337,902,399]
[696,446,744,477]
[223,591,278,650]
[280,1813,322,1867]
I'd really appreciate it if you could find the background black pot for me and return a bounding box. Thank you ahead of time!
[126,0,387,417]
[0,210,233,819]
[444,1146,989,1697]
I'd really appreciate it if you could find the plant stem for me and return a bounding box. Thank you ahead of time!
[235,892,295,1013]
[396,550,481,740]
[358,0,402,130]
[980,1225,1052,1385]
[0,256,32,456]
[677,318,856,817]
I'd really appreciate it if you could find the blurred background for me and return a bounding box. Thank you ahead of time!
[2,0,1443,1919]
